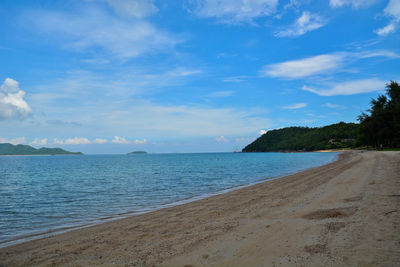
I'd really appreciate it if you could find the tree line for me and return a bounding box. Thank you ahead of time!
[358,81,400,149]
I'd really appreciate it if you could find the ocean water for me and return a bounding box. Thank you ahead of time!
[0,152,338,246]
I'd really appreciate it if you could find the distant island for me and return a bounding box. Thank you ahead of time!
[243,81,400,152]
[127,151,147,154]
[0,143,83,155]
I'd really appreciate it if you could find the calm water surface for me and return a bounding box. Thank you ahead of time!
[0,152,338,246]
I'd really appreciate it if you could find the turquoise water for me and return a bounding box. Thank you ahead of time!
[0,152,338,246]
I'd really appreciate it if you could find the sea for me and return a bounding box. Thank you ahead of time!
[0,152,338,247]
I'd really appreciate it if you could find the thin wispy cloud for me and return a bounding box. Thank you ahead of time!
[222,76,247,83]
[24,7,182,60]
[262,50,398,79]
[329,0,378,9]
[275,11,326,37]
[207,90,234,97]
[262,54,344,79]
[322,103,345,109]
[283,103,307,109]
[99,0,158,18]
[302,79,384,96]
[188,0,278,24]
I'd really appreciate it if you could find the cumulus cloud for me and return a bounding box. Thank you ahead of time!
[283,103,307,109]
[262,54,344,79]
[25,7,180,60]
[53,137,91,145]
[329,0,377,9]
[375,0,400,36]
[275,11,326,37]
[0,136,26,145]
[0,78,32,120]
[93,138,108,144]
[100,0,158,18]
[188,0,278,23]
[29,138,47,147]
[259,129,267,135]
[133,139,147,145]
[112,136,130,144]
[215,135,229,143]
[302,79,384,96]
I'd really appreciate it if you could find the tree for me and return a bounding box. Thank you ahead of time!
[358,81,400,148]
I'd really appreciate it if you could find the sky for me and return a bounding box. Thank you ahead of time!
[0,0,399,154]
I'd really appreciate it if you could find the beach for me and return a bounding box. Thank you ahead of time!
[0,150,399,266]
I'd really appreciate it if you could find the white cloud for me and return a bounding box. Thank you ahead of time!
[259,129,267,135]
[167,68,202,77]
[322,102,345,109]
[375,22,396,36]
[189,0,278,23]
[207,90,234,97]
[275,11,326,37]
[329,0,377,9]
[261,50,398,79]
[29,138,47,147]
[358,50,400,59]
[262,54,344,79]
[93,138,108,144]
[0,78,32,120]
[133,139,147,145]
[302,79,384,96]
[53,137,91,145]
[101,0,158,18]
[0,137,26,145]
[215,135,229,143]
[283,103,307,109]
[222,76,247,83]
[112,136,130,144]
[26,8,181,60]
[375,0,400,36]
[384,0,400,18]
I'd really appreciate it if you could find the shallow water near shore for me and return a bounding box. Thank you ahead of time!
[0,152,338,246]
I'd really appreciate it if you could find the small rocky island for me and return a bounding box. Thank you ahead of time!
[127,151,147,155]
[0,143,83,155]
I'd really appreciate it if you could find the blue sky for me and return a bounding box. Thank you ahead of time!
[0,0,399,153]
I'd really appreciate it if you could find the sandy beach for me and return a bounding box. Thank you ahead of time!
[1,151,399,266]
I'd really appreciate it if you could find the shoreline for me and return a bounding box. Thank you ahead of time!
[1,151,399,266]
[0,152,340,249]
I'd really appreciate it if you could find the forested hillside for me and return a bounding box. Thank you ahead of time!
[0,143,83,155]
[242,122,359,152]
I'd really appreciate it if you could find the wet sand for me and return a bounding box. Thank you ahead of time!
[1,151,399,266]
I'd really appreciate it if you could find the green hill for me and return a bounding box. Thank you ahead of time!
[242,122,359,152]
[0,143,83,155]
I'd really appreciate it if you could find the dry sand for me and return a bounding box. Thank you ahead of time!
[0,151,399,266]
